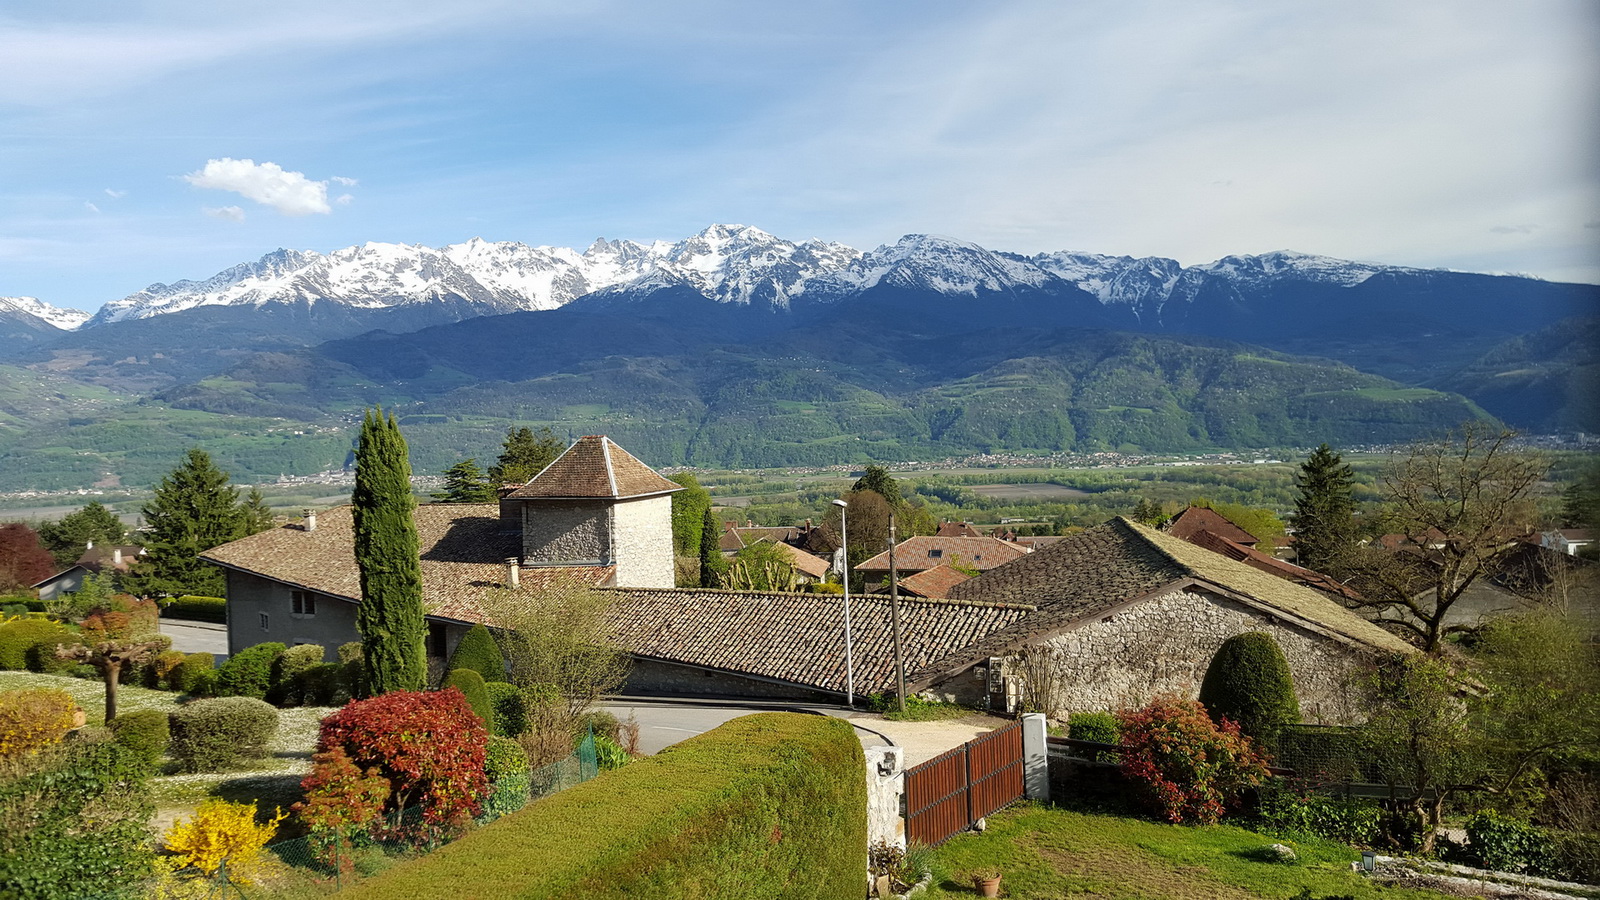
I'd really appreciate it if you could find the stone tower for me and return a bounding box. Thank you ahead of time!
[501,435,680,588]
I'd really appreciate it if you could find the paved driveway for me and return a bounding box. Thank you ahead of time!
[157,619,229,657]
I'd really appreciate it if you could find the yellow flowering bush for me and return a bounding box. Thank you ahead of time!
[162,799,286,885]
[0,687,79,757]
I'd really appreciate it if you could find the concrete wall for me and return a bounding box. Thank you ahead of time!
[931,586,1375,724]
[521,500,609,566]
[611,494,675,588]
[624,657,835,702]
[224,571,359,662]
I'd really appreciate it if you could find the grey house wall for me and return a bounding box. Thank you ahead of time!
[35,567,87,603]
[928,586,1377,724]
[222,570,468,665]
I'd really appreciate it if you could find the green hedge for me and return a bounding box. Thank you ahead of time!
[160,595,227,624]
[0,619,75,672]
[168,696,279,773]
[344,713,866,900]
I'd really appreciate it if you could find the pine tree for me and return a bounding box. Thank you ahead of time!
[123,449,243,598]
[39,501,130,567]
[240,488,276,535]
[851,465,902,506]
[433,459,497,503]
[1293,443,1356,575]
[488,427,564,485]
[699,507,725,588]
[352,409,427,695]
[668,473,711,556]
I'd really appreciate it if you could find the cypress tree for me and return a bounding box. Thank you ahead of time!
[352,408,427,695]
[699,507,725,588]
[1293,443,1356,575]
[123,449,243,598]
[668,473,711,556]
[1199,631,1301,745]
[446,623,507,682]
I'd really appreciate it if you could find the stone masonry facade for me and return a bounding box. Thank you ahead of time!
[610,495,674,589]
[521,500,609,566]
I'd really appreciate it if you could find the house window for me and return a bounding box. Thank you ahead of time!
[427,622,447,658]
[259,612,269,631]
[929,549,943,558]
[292,591,317,616]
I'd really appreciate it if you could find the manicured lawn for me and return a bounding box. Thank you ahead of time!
[921,803,1451,899]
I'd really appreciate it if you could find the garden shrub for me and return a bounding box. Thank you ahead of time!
[1465,811,1556,875]
[163,798,286,885]
[1117,694,1270,824]
[483,735,532,818]
[189,669,218,697]
[170,652,215,694]
[340,713,866,900]
[270,643,327,706]
[0,730,154,899]
[0,618,73,671]
[297,745,392,836]
[214,641,285,700]
[23,637,78,675]
[315,688,490,838]
[1199,631,1300,747]
[0,688,79,757]
[578,709,621,744]
[119,634,171,684]
[168,696,279,772]
[485,682,528,738]
[1068,710,1121,744]
[160,595,227,624]
[1552,832,1600,885]
[146,648,188,689]
[1258,784,1382,846]
[109,709,170,769]
[444,669,495,732]
[338,641,365,699]
[445,623,506,683]
[1,604,26,618]
[301,663,344,706]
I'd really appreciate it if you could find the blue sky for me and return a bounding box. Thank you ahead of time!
[3,0,1597,311]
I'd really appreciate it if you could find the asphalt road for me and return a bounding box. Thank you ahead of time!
[599,699,894,756]
[157,618,230,657]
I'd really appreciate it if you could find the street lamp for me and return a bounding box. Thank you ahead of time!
[831,498,854,706]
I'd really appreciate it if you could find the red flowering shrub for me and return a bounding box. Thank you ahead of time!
[1116,694,1269,824]
[314,688,488,838]
[297,746,393,872]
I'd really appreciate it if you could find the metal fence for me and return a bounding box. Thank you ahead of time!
[905,720,1025,847]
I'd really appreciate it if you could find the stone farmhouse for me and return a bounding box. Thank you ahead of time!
[201,435,1413,722]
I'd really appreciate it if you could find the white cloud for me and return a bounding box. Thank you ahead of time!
[84,202,100,214]
[103,188,126,199]
[203,205,247,222]
[335,193,354,205]
[331,176,358,186]
[184,158,331,216]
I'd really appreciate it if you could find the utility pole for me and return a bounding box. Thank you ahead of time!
[832,498,854,706]
[888,513,907,714]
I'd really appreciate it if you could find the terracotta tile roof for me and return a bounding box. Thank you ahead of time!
[1186,529,1360,601]
[919,517,1413,687]
[1165,506,1258,545]
[199,504,613,623]
[892,564,973,599]
[857,536,1028,574]
[504,436,681,500]
[75,545,143,574]
[603,587,1033,696]
[765,540,833,580]
[935,521,983,538]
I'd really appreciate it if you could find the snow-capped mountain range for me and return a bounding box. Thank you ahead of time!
[0,295,93,331]
[56,224,1434,331]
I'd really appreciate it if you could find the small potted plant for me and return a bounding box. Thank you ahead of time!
[972,869,1002,898]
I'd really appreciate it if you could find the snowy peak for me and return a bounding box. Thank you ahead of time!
[0,296,92,331]
[1196,250,1399,286]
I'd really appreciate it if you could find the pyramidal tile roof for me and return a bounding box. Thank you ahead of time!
[505,435,681,500]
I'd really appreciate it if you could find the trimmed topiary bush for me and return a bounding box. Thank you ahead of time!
[339,713,866,900]
[146,649,188,689]
[109,709,170,769]
[168,696,279,772]
[160,595,227,624]
[485,682,527,738]
[1068,710,1121,744]
[170,652,215,694]
[483,736,530,818]
[215,642,285,700]
[0,688,80,757]
[445,624,506,683]
[0,619,74,671]
[445,669,495,732]
[270,643,326,706]
[1199,631,1301,746]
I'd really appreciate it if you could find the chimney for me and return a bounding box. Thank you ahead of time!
[86,539,94,550]
[303,510,317,532]
[112,548,122,566]
[505,558,520,590]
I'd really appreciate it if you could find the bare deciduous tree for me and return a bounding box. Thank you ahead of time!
[1343,424,1547,650]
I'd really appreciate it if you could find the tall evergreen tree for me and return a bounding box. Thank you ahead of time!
[240,488,276,535]
[352,408,427,695]
[851,465,902,506]
[668,473,712,556]
[39,501,129,567]
[699,507,726,588]
[1293,444,1356,574]
[123,449,243,598]
[488,427,564,485]
[433,458,497,503]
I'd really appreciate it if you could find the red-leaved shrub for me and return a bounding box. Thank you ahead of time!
[313,688,488,839]
[1116,694,1269,824]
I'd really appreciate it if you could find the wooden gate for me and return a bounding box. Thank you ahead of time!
[904,720,1025,846]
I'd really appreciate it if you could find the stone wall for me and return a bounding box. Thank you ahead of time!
[610,495,675,588]
[933,586,1377,724]
[521,500,609,566]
